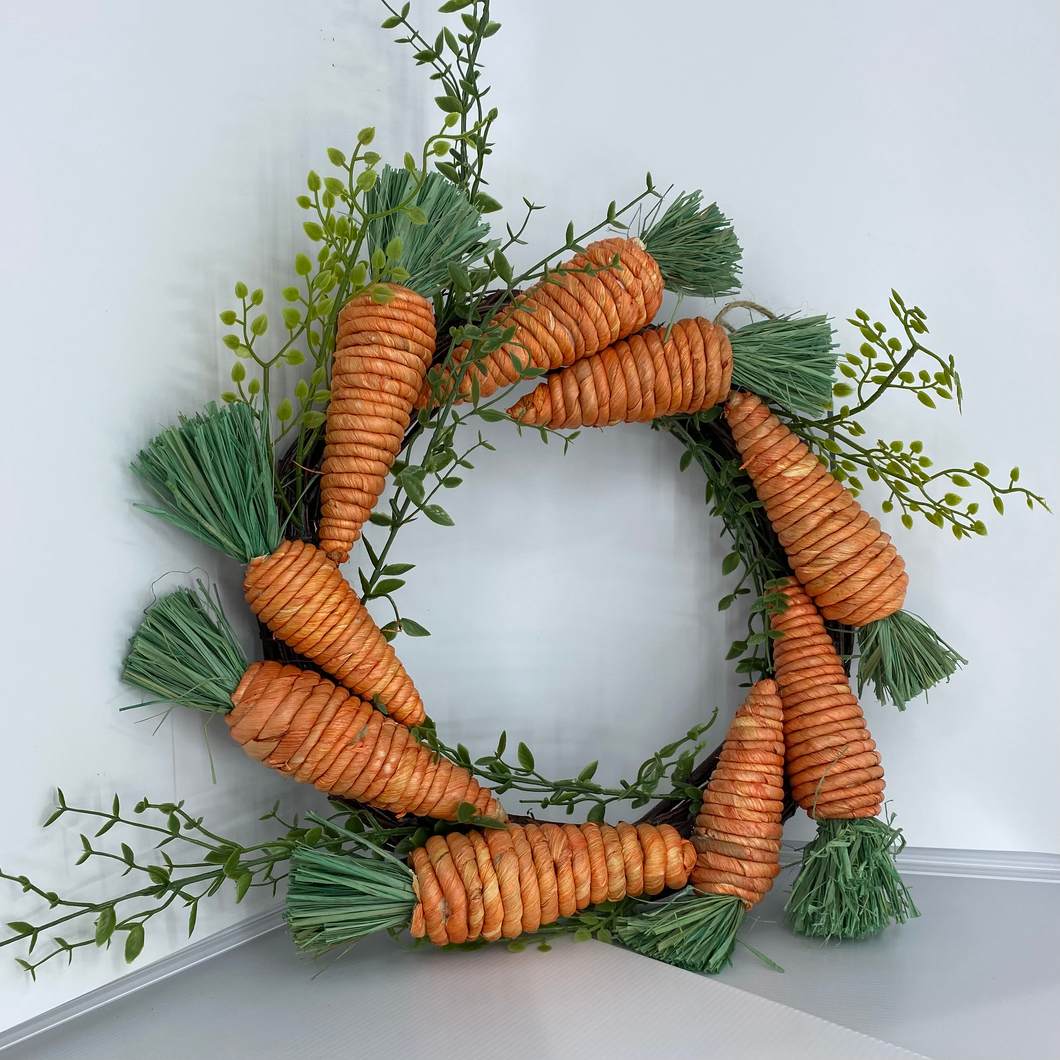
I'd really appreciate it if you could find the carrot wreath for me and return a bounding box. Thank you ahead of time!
[770,580,917,938]
[318,167,490,563]
[617,681,786,974]
[286,820,695,951]
[132,401,425,727]
[123,586,504,824]
[423,191,742,407]
[506,312,837,428]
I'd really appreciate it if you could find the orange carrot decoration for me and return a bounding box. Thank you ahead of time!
[123,588,501,825]
[318,287,436,563]
[770,580,917,938]
[726,390,907,626]
[506,317,732,429]
[287,820,695,952]
[618,682,786,974]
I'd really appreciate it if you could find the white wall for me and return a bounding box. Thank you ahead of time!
[1,0,1057,1030]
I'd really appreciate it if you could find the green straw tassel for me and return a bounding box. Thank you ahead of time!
[641,190,742,299]
[856,609,967,710]
[785,816,919,940]
[729,313,837,414]
[618,890,781,975]
[286,843,418,954]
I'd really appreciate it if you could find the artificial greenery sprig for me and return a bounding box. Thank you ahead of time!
[0,793,460,978]
[381,0,501,208]
[786,292,1049,538]
[661,409,793,684]
[412,718,716,819]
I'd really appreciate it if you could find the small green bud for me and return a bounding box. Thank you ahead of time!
[250,313,268,336]
[363,151,380,166]
[276,398,293,421]
[234,281,248,299]
[943,493,961,506]
[433,139,450,156]
[901,514,913,529]
[386,237,403,260]
[357,126,375,145]
[220,391,237,403]
[909,440,923,453]
[1009,466,1019,482]
[356,169,377,191]
[230,362,246,382]
[323,176,345,196]
[326,147,346,167]
[247,378,261,395]
[219,310,237,325]
[282,307,301,329]
[250,288,264,306]
[306,170,321,192]
[294,253,312,276]
[296,195,312,209]
[403,152,417,173]
[370,247,387,271]
[281,286,299,302]
[444,112,459,127]
[295,380,309,399]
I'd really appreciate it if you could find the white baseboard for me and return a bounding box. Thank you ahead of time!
[1,845,1057,1052]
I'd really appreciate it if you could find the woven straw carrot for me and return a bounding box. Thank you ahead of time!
[133,403,425,727]
[725,390,907,626]
[770,580,885,818]
[769,579,917,939]
[507,316,732,428]
[124,588,490,823]
[418,191,741,409]
[318,285,436,563]
[286,820,694,952]
[691,680,786,907]
[230,661,503,820]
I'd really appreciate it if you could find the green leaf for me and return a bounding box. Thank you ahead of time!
[234,872,252,903]
[585,802,606,824]
[234,281,248,299]
[476,407,507,422]
[832,382,854,397]
[95,906,116,946]
[517,742,535,771]
[474,192,503,214]
[720,552,741,576]
[372,578,406,596]
[435,95,463,114]
[302,410,326,429]
[456,801,475,823]
[399,618,431,637]
[421,503,454,526]
[368,511,393,527]
[438,0,474,11]
[482,20,501,37]
[404,205,428,226]
[447,260,472,291]
[276,399,294,422]
[577,761,599,782]
[993,496,1004,514]
[717,594,736,611]
[917,391,936,408]
[124,924,145,963]
[573,927,592,942]
[357,126,375,145]
[285,350,306,367]
[381,562,415,575]
[294,253,312,276]
[282,307,301,329]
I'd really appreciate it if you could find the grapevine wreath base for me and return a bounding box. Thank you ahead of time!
[1,0,1047,982]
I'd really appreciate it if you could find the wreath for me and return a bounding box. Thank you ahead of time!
[2,1,1048,980]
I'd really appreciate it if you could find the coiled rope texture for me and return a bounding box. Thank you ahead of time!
[319,285,436,564]
[408,821,695,946]
[506,317,733,429]
[421,237,664,408]
[244,539,424,728]
[725,391,907,626]
[771,580,885,820]
[692,680,785,909]
[228,661,503,821]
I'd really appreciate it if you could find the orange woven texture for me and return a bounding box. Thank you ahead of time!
[244,539,424,727]
[771,580,885,820]
[505,317,733,430]
[318,285,436,564]
[408,820,695,946]
[227,661,503,822]
[420,237,663,408]
[692,680,786,909]
[725,391,907,626]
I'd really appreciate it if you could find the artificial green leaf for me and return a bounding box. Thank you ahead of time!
[124,924,145,963]
[399,618,431,637]
[95,907,116,946]
[517,742,535,771]
[421,503,454,526]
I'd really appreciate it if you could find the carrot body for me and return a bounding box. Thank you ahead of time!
[725,391,907,625]
[423,237,664,408]
[506,317,732,429]
[244,538,423,727]
[228,661,503,822]
[408,821,695,946]
[318,286,437,564]
[771,580,885,819]
[692,681,785,909]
